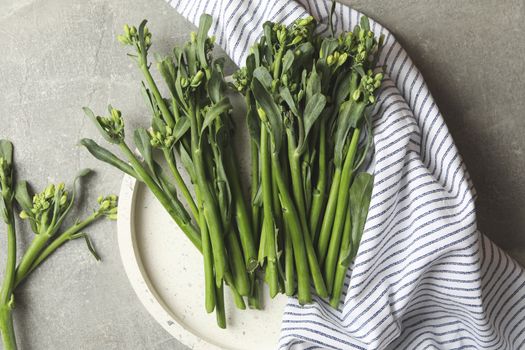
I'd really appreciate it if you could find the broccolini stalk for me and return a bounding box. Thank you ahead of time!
[316,17,384,267]
[0,139,117,350]
[330,173,374,307]
[0,141,17,350]
[323,70,383,293]
[84,15,259,327]
[234,14,384,306]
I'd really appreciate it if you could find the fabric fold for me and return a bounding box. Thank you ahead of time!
[168,1,525,349]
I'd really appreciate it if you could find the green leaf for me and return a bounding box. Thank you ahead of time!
[183,42,197,76]
[297,93,326,153]
[306,65,321,103]
[133,128,155,174]
[282,50,294,74]
[348,101,367,128]
[79,139,137,178]
[50,168,93,236]
[197,14,212,68]
[334,71,352,107]
[71,232,101,261]
[173,117,191,143]
[0,139,13,165]
[83,107,117,144]
[349,172,374,255]
[141,83,159,118]
[14,181,32,212]
[245,95,261,147]
[251,78,283,152]
[201,98,231,134]
[334,100,353,168]
[293,42,315,67]
[352,113,373,172]
[360,16,370,32]
[138,20,148,60]
[207,65,225,104]
[252,66,273,90]
[263,21,274,56]
[179,144,196,182]
[157,57,177,98]
[353,65,365,77]
[246,53,256,78]
[279,87,299,117]
[319,38,338,59]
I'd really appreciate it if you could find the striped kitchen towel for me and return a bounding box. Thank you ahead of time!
[167,0,525,349]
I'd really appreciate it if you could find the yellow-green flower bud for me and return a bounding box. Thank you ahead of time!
[100,200,110,211]
[337,53,348,66]
[44,184,55,199]
[124,24,131,37]
[368,95,376,104]
[129,26,137,35]
[326,55,335,66]
[298,16,313,26]
[144,36,152,47]
[291,36,302,46]
[117,35,131,45]
[190,70,204,87]
[19,210,29,220]
[352,89,361,101]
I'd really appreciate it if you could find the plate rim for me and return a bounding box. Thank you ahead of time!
[117,174,223,350]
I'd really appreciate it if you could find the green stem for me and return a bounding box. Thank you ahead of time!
[316,168,341,265]
[194,187,215,314]
[139,64,175,127]
[286,129,307,223]
[226,231,250,296]
[0,213,16,306]
[0,205,17,350]
[247,274,261,309]
[330,203,353,308]
[224,147,257,272]
[0,306,16,350]
[250,140,261,244]
[270,150,311,304]
[215,281,226,329]
[310,120,327,243]
[189,107,228,284]
[162,148,199,219]
[119,142,202,251]
[284,220,295,296]
[272,48,284,81]
[324,128,361,293]
[260,128,279,297]
[15,212,100,286]
[286,130,327,297]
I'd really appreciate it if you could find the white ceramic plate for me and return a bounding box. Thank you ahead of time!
[117,92,288,350]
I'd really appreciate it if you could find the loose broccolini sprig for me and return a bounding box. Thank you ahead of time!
[0,139,118,350]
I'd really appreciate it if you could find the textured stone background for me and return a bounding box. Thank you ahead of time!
[0,0,523,349]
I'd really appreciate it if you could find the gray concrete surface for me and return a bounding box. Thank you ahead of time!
[0,0,523,349]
